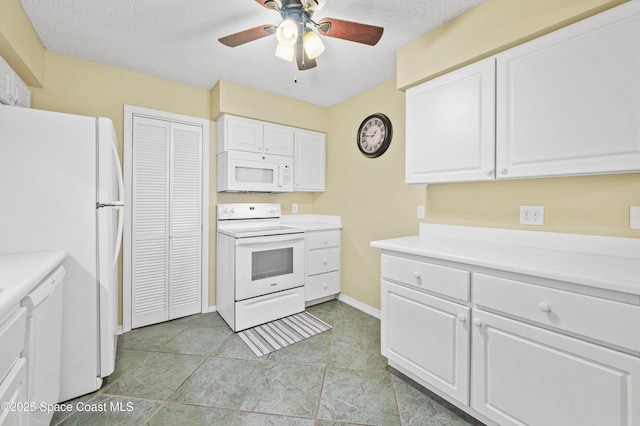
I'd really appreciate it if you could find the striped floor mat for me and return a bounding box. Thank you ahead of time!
[238,311,332,357]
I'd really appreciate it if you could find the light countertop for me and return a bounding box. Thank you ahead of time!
[281,214,342,231]
[0,250,67,319]
[371,224,640,297]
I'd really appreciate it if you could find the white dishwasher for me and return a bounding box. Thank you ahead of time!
[21,266,65,426]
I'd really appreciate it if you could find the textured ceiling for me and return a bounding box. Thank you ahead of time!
[19,0,484,107]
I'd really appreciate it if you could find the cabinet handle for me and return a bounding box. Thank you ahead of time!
[486,170,493,177]
[323,239,328,244]
[538,302,552,313]
[457,314,467,323]
[322,283,328,289]
[323,259,328,265]
[472,319,483,327]
[412,271,420,279]
[500,168,509,176]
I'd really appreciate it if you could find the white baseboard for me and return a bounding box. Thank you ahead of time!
[208,305,217,313]
[338,294,381,319]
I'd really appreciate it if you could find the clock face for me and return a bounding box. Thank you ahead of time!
[357,113,392,158]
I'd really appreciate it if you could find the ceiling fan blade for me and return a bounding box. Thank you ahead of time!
[317,18,383,46]
[219,25,276,47]
[296,40,317,71]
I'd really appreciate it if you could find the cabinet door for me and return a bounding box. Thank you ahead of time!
[263,123,294,156]
[382,280,470,404]
[12,76,31,108]
[0,56,13,105]
[405,58,495,184]
[471,309,640,426]
[496,1,640,179]
[225,115,263,153]
[294,129,326,191]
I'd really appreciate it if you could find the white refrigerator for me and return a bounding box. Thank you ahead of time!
[0,105,123,402]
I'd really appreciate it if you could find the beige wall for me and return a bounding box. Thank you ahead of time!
[315,79,425,308]
[398,0,629,90]
[1,0,639,318]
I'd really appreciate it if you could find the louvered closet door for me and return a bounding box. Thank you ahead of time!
[132,117,170,328]
[131,117,203,328]
[169,123,202,319]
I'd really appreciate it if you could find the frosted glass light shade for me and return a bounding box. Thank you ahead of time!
[276,19,298,46]
[275,43,295,62]
[303,30,325,59]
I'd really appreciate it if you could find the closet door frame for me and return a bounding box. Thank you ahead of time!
[123,105,210,333]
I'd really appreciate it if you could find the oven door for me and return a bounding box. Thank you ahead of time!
[235,233,305,301]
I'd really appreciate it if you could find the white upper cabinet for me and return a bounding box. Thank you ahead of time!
[406,58,496,184]
[264,122,295,156]
[217,114,294,156]
[294,129,326,192]
[0,55,31,108]
[405,1,640,184]
[496,0,640,179]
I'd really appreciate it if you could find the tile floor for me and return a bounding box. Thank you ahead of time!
[51,300,485,426]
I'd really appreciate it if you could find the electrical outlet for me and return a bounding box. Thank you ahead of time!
[292,203,299,213]
[520,205,544,226]
[631,206,640,230]
[417,205,425,219]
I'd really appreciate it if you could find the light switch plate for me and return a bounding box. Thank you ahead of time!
[417,205,425,219]
[292,203,299,214]
[631,206,640,230]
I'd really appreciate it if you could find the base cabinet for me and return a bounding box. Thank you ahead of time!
[382,280,470,404]
[378,249,640,426]
[304,229,341,304]
[471,310,640,426]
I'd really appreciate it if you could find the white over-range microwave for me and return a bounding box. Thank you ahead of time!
[217,150,293,192]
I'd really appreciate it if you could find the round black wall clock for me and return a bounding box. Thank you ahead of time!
[357,113,393,158]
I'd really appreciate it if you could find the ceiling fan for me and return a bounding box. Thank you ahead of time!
[218,0,384,71]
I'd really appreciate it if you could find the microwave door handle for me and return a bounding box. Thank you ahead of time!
[277,164,283,188]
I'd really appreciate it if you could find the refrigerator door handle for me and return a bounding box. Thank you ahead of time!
[111,139,125,267]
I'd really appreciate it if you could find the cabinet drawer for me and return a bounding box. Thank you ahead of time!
[474,273,640,354]
[382,255,470,301]
[0,357,27,426]
[307,230,340,250]
[0,307,26,383]
[307,271,340,301]
[234,286,305,331]
[308,248,340,276]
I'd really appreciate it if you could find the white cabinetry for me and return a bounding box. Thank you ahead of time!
[406,58,495,184]
[471,309,640,426]
[381,274,470,404]
[217,114,294,156]
[0,55,31,108]
[372,225,640,426]
[405,1,640,184]
[496,0,640,179]
[294,129,326,191]
[0,307,28,426]
[304,230,340,304]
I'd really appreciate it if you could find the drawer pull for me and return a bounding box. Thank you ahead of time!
[538,302,552,313]
[323,259,328,265]
[472,319,483,327]
[412,272,421,279]
[457,314,467,323]
[323,239,328,244]
[322,283,328,289]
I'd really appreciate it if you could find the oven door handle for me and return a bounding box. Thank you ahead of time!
[235,233,305,246]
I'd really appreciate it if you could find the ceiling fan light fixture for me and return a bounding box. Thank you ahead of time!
[276,18,299,46]
[275,42,295,62]
[303,29,325,59]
